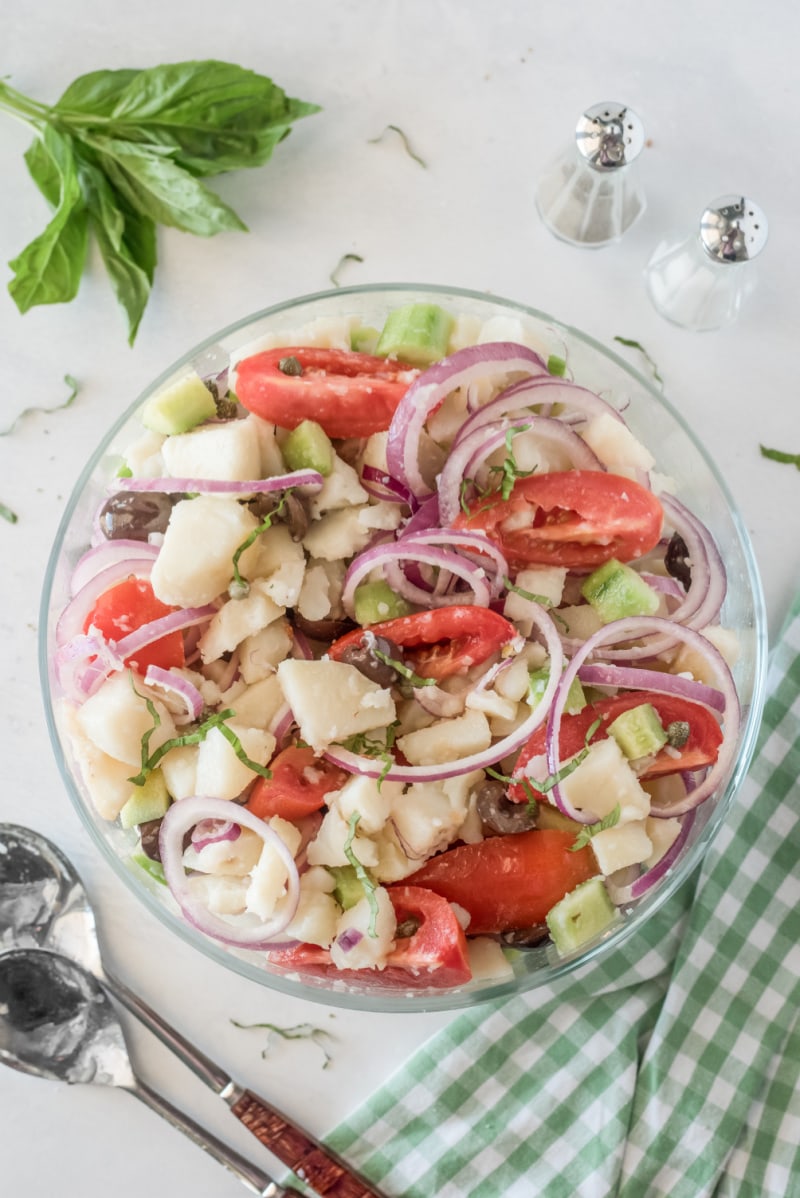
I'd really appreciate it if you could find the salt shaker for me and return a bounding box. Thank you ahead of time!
[644,195,768,331]
[535,102,646,248]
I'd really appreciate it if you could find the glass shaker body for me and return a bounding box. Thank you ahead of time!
[536,102,646,248]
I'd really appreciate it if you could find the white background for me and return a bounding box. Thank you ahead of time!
[1,2,798,1195]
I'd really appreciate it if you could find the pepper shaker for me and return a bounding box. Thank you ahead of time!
[644,195,768,330]
[535,102,647,248]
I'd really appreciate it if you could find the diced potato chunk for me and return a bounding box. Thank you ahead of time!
[223,675,285,730]
[467,937,514,982]
[643,816,682,868]
[284,885,341,948]
[198,582,285,663]
[151,497,260,607]
[557,737,651,823]
[245,817,302,919]
[239,622,293,684]
[194,723,276,800]
[333,774,401,835]
[76,672,177,766]
[248,525,306,607]
[159,744,199,801]
[277,659,396,751]
[329,888,396,971]
[591,820,653,875]
[306,805,380,868]
[61,704,139,820]
[161,416,262,482]
[302,508,374,561]
[306,455,367,516]
[397,709,492,766]
[581,413,656,472]
[184,826,264,876]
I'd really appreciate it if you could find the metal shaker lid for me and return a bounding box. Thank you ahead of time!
[575,102,645,170]
[699,195,768,263]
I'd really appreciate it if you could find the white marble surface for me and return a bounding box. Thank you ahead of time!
[1,2,798,1195]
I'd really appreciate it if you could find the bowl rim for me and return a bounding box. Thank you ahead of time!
[39,281,769,1013]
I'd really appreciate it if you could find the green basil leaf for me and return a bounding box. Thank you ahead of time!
[79,156,155,343]
[8,127,88,312]
[24,137,62,206]
[55,68,141,116]
[99,61,320,176]
[85,135,247,235]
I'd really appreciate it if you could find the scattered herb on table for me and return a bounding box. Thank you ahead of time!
[231,1019,335,1069]
[0,62,320,343]
[0,502,19,524]
[760,445,800,470]
[613,335,663,387]
[1,373,80,435]
[330,252,364,287]
[368,124,427,168]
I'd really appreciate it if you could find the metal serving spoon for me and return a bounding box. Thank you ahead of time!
[0,824,382,1198]
[0,947,298,1197]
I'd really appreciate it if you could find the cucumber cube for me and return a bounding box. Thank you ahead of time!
[581,559,660,623]
[141,372,217,435]
[282,419,334,477]
[329,865,366,911]
[354,580,412,625]
[546,877,618,955]
[119,769,171,830]
[375,303,454,366]
[607,702,668,760]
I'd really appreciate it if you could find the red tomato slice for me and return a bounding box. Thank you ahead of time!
[328,606,518,682]
[245,746,349,822]
[85,577,185,673]
[266,886,472,990]
[453,470,663,569]
[509,691,723,804]
[401,831,596,934]
[234,347,419,439]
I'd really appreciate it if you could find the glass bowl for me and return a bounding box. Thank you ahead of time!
[40,283,768,1013]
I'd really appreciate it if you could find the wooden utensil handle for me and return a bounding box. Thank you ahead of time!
[230,1088,385,1198]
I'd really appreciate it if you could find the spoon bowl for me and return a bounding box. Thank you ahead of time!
[0,948,296,1197]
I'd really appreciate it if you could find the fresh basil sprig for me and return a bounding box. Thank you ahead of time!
[0,62,320,342]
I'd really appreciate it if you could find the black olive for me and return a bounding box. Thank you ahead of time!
[138,818,163,862]
[100,491,176,541]
[665,531,692,591]
[293,612,357,643]
[474,780,538,835]
[337,635,403,687]
[282,492,310,541]
[499,925,550,949]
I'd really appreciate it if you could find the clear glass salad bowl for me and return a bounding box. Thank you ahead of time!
[40,283,768,1013]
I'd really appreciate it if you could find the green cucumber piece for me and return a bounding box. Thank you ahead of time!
[546,877,617,954]
[375,302,454,366]
[607,702,668,760]
[580,559,660,623]
[529,667,586,714]
[141,372,217,435]
[119,769,170,830]
[350,325,380,354]
[354,580,412,625]
[282,419,334,476]
[329,865,366,911]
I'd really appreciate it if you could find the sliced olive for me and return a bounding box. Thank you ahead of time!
[293,612,357,643]
[499,925,550,949]
[474,781,538,836]
[337,635,403,688]
[665,531,692,590]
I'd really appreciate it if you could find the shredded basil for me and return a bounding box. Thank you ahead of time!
[370,643,437,688]
[488,424,535,501]
[503,576,552,607]
[0,502,19,524]
[231,1019,334,1069]
[343,812,380,937]
[0,372,79,436]
[330,252,364,288]
[340,724,399,788]
[613,336,663,387]
[129,705,272,787]
[760,445,800,470]
[231,490,292,591]
[569,803,622,852]
[368,124,427,168]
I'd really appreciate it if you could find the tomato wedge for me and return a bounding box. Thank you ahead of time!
[328,606,518,682]
[234,347,419,439]
[509,691,723,804]
[266,886,472,989]
[245,746,349,822]
[453,470,663,569]
[85,577,185,673]
[401,831,596,933]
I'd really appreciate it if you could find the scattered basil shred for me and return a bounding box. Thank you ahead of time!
[569,803,622,852]
[613,336,663,387]
[129,705,272,786]
[1,502,19,524]
[760,445,800,470]
[231,1019,334,1069]
[0,373,79,435]
[368,124,427,168]
[343,812,380,937]
[0,63,320,342]
[330,252,364,287]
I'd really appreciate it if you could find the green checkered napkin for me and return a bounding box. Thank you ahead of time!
[326,592,800,1197]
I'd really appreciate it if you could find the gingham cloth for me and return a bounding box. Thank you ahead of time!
[326,592,800,1197]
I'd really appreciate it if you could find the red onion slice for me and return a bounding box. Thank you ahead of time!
[386,342,548,500]
[324,603,563,782]
[111,469,324,495]
[191,819,242,852]
[452,375,626,449]
[342,541,494,615]
[541,616,740,823]
[158,797,300,949]
[70,540,160,598]
[576,663,725,713]
[144,665,205,721]
[360,465,412,505]
[606,810,697,905]
[113,604,217,662]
